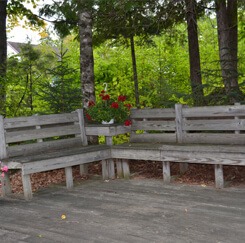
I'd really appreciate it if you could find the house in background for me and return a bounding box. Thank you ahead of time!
[7,41,37,56]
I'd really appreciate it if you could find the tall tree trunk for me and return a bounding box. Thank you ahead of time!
[185,0,204,106]
[0,0,7,116]
[215,0,242,103]
[78,7,95,109]
[78,1,97,147]
[130,35,140,108]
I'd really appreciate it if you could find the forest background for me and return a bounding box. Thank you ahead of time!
[0,0,245,118]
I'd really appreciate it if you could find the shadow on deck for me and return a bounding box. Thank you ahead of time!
[0,179,244,243]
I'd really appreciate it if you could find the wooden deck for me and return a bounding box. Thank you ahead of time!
[0,179,244,243]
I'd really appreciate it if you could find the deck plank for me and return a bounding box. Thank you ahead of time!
[0,179,244,243]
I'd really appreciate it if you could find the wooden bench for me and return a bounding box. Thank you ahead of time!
[111,104,245,188]
[0,109,110,200]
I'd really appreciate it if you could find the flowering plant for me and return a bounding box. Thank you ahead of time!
[86,90,132,125]
[0,161,8,178]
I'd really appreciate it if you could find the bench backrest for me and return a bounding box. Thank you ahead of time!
[177,104,245,145]
[0,109,87,158]
[130,108,176,143]
[130,104,245,145]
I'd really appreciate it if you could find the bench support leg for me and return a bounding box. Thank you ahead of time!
[179,163,188,174]
[80,164,88,176]
[22,173,33,200]
[108,159,115,179]
[102,160,109,180]
[1,173,12,196]
[65,167,73,189]
[116,159,124,179]
[215,164,224,189]
[122,159,130,179]
[102,159,115,180]
[163,161,171,183]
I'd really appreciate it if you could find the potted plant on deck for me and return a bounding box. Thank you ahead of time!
[86,90,132,126]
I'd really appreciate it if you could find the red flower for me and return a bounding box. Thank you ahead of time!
[86,113,92,120]
[124,119,132,126]
[111,102,119,109]
[88,100,95,107]
[99,90,106,97]
[118,95,126,102]
[124,103,132,110]
[102,94,110,100]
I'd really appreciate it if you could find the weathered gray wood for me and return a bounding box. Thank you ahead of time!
[122,159,130,179]
[175,104,184,143]
[183,119,245,131]
[85,125,130,136]
[77,109,88,145]
[132,120,176,131]
[0,115,7,159]
[65,166,73,189]
[162,161,171,183]
[184,133,245,145]
[116,159,124,178]
[80,164,89,175]
[106,136,115,179]
[6,124,81,143]
[130,133,176,143]
[4,112,79,129]
[179,163,189,174]
[182,105,245,118]
[214,164,224,189]
[0,173,12,196]
[130,108,176,119]
[102,160,109,180]
[22,173,33,200]
[7,137,83,157]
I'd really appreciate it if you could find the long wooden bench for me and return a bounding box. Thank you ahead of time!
[0,109,110,200]
[111,104,245,188]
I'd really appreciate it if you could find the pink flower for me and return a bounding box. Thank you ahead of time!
[1,172,5,177]
[1,165,8,172]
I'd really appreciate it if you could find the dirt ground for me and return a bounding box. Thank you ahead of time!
[1,161,245,195]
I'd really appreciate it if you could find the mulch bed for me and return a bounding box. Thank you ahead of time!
[1,161,244,195]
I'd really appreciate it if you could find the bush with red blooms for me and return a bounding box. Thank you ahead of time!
[86,90,132,125]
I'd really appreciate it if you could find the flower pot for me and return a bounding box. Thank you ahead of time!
[102,119,114,125]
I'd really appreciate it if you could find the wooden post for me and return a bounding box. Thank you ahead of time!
[106,136,115,179]
[162,161,171,183]
[234,103,240,135]
[22,173,33,200]
[214,164,224,189]
[116,159,124,178]
[0,115,7,159]
[122,159,130,179]
[102,159,109,180]
[77,109,89,175]
[175,104,188,174]
[65,166,73,189]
